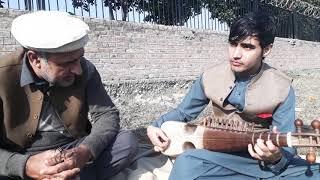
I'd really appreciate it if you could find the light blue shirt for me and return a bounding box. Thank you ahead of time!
[153,74,296,174]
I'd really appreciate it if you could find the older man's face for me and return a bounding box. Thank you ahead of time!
[40,48,84,87]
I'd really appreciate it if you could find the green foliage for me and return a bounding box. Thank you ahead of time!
[71,0,203,25]
[203,0,242,25]
[72,0,98,11]
[135,0,203,25]
[72,0,135,20]
[71,0,242,25]
[72,0,134,12]
[70,0,319,26]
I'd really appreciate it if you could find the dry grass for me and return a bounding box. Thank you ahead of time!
[107,68,320,157]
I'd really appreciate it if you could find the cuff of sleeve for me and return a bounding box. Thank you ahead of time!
[264,155,288,174]
[81,137,106,159]
[7,153,30,179]
[152,120,161,128]
[80,130,118,159]
[269,156,288,174]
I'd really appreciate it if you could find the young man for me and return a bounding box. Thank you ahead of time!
[0,11,137,179]
[147,12,319,179]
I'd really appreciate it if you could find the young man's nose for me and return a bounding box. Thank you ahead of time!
[232,46,242,59]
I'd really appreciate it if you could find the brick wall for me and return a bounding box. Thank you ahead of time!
[1,9,320,129]
[1,9,320,84]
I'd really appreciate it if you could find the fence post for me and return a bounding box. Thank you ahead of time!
[317,20,320,41]
[37,0,45,10]
[24,0,32,10]
[177,0,182,25]
[252,0,258,12]
[291,11,296,39]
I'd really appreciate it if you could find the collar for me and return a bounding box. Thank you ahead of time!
[234,63,263,82]
[20,53,50,89]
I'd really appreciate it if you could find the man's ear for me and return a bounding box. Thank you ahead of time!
[26,50,41,69]
[262,44,273,58]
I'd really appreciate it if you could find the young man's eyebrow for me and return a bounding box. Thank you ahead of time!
[240,42,256,48]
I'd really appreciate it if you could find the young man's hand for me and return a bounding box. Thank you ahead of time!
[248,126,282,164]
[147,126,170,152]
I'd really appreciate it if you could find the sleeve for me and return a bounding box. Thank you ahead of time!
[0,150,30,178]
[262,86,296,174]
[152,75,210,128]
[0,99,30,178]
[79,61,120,159]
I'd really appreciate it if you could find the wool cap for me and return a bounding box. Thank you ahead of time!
[11,10,90,53]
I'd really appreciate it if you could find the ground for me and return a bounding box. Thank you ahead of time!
[105,68,320,155]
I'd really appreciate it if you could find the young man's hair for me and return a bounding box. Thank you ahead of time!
[228,12,276,48]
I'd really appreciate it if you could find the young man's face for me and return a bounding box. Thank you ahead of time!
[39,48,84,87]
[228,36,269,75]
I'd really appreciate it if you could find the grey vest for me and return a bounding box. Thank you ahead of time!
[202,62,292,128]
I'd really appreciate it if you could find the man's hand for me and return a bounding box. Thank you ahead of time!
[147,125,170,152]
[38,171,80,180]
[45,145,93,170]
[25,150,80,180]
[248,126,282,164]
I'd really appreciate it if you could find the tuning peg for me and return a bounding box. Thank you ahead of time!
[306,151,317,164]
[305,119,320,164]
[294,119,303,132]
[311,119,320,143]
[311,119,320,132]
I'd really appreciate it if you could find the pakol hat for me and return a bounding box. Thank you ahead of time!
[11,11,90,53]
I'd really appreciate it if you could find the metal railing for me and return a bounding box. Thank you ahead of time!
[1,0,319,42]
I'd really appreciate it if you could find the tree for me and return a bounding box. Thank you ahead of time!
[69,0,262,26]
[72,0,135,21]
[135,0,203,25]
[202,0,242,25]
[71,0,319,26]
[71,0,203,25]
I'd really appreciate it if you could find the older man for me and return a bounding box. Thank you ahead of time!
[0,11,137,179]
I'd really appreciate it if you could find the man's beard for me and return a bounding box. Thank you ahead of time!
[42,73,75,87]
